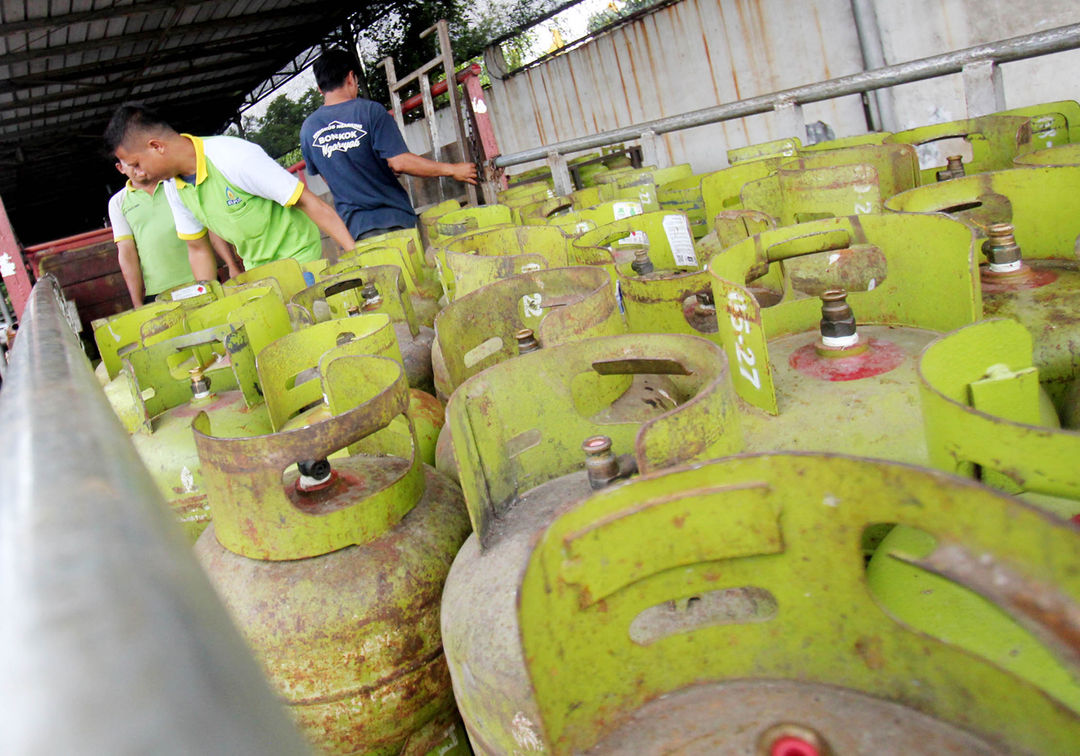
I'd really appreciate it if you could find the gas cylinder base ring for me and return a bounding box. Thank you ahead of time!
[980,265,1058,293]
[789,338,906,382]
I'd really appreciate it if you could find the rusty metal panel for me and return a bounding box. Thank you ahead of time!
[488,0,869,176]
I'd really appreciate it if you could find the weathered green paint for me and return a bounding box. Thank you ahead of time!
[157,277,224,305]
[885,114,1035,184]
[353,226,432,289]
[435,204,514,239]
[1015,142,1080,166]
[419,198,461,248]
[446,333,742,547]
[93,300,183,380]
[868,524,1080,714]
[572,210,697,273]
[225,257,309,301]
[708,214,980,418]
[799,131,890,151]
[740,143,920,224]
[194,355,470,754]
[727,136,800,164]
[431,224,572,301]
[886,166,1080,410]
[519,453,1080,754]
[699,159,782,230]
[434,266,625,393]
[997,99,1080,146]
[919,318,1080,512]
[657,174,708,239]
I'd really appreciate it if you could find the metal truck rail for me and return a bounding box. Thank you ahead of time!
[0,276,308,754]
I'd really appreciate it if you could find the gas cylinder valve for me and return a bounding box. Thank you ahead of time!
[630,246,654,276]
[582,435,637,490]
[982,222,1023,273]
[297,458,334,492]
[188,365,211,399]
[345,304,361,317]
[936,154,965,182]
[694,290,716,317]
[361,282,382,311]
[515,328,540,354]
[757,722,831,756]
[818,289,859,350]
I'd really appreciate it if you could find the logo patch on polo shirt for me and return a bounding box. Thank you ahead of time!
[312,120,368,158]
[225,186,243,206]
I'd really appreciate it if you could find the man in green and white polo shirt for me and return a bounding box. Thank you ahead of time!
[105,104,355,272]
[109,160,242,306]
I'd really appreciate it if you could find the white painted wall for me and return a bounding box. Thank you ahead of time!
[474,0,1080,177]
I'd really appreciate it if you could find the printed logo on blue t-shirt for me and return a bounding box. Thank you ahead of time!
[225,186,243,206]
[312,120,369,158]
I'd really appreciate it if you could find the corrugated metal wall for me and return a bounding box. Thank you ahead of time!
[481,0,1080,176]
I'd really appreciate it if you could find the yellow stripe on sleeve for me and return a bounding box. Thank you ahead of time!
[284,181,305,207]
[178,229,209,240]
[113,234,134,243]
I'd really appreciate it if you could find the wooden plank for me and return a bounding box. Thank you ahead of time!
[38,245,121,286]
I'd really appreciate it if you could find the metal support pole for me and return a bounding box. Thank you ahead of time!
[773,100,806,141]
[639,130,666,169]
[962,60,1006,117]
[494,23,1080,169]
[378,56,416,204]
[429,20,478,206]
[547,151,573,196]
[0,192,32,319]
[0,277,309,754]
[849,0,898,132]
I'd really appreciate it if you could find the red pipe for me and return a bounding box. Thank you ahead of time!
[25,227,113,254]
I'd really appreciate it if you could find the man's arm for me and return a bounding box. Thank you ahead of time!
[185,234,219,281]
[116,239,145,308]
[294,186,355,256]
[208,231,244,278]
[386,153,478,185]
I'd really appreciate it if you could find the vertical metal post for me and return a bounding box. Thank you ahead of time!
[427,20,478,206]
[378,56,416,203]
[962,60,1006,117]
[462,70,505,203]
[639,130,667,169]
[849,0,898,132]
[418,73,442,161]
[547,151,574,196]
[0,192,32,319]
[773,99,807,141]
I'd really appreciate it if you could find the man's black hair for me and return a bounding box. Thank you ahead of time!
[313,48,358,93]
[103,103,174,153]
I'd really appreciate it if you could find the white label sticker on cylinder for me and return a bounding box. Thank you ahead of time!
[618,230,649,246]
[520,262,542,273]
[663,215,698,267]
[613,201,643,220]
[171,283,209,300]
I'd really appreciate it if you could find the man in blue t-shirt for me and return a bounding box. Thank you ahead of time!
[300,49,478,240]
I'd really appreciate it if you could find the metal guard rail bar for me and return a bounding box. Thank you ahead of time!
[0,276,308,755]
[493,23,1080,168]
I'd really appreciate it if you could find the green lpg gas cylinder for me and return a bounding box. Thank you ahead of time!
[435,204,514,241]
[571,212,712,337]
[93,299,183,383]
[515,453,1080,754]
[352,226,441,299]
[258,313,444,468]
[430,265,626,477]
[708,213,981,465]
[193,354,471,755]
[291,265,436,394]
[107,287,288,539]
[1014,142,1080,166]
[739,143,920,226]
[431,224,572,302]
[542,198,648,239]
[440,333,743,755]
[224,257,309,301]
[798,131,890,151]
[419,198,461,248]
[727,136,800,164]
[885,114,1036,184]
[886,165,1080,415]
[997,99,1080,148]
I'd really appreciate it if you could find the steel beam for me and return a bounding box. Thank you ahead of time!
[495,23,1080,168]
[0,277,309,755]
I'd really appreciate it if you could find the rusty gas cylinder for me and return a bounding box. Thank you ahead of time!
[101,287,288,540]
[290,265,437,396]
[193,354,471,755]
[886,166,1080,419]
[708,214,988,467]
[429,266,625,478]
[256,313,444,468]
[440,333,743,754]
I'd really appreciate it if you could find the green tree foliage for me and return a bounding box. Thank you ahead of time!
[587,0,660,33]
[245,88,323,160]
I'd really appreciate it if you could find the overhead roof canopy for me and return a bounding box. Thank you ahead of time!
[0,0,363,244]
